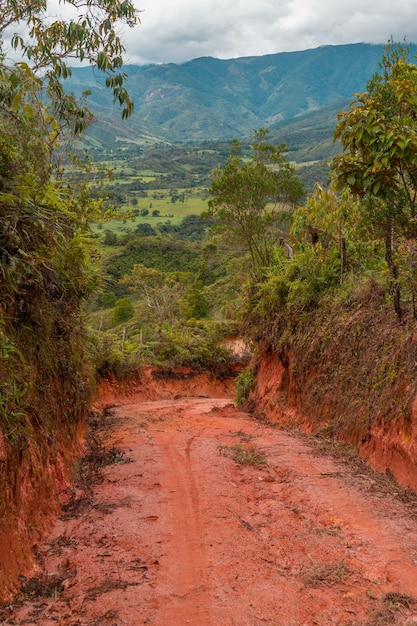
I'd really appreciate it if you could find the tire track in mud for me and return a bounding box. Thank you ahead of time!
[155,432,211,624]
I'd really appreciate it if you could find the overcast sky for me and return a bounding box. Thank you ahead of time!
[119,0,417,65]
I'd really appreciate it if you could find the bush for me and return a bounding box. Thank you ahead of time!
[103,230,118,246]
[235,367,255,406]
[135,223,156,237]
[97,291,117,309]
[111,298,134,325]
[89,333,141,380]
[150,320,235,372]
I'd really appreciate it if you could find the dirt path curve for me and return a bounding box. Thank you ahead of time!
[6,392,417,626]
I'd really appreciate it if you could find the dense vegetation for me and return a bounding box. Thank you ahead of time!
[87,224,242,377]
[85,128,305,377]
[0,0,139,600]
[238,43,417,324]
[233,43,417,449]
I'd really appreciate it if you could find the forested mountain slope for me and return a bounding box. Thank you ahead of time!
[68,43,417,145]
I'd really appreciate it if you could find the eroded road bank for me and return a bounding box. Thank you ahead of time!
[5,390,417,625]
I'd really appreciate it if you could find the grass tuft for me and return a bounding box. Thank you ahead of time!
[218,442,267,467]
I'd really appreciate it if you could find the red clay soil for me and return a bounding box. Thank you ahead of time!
[4,374,417,625]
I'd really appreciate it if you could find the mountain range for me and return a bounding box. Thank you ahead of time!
[67,43,417,149]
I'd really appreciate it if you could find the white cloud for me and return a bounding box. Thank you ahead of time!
[120,0,417,65]
[7,0,416,66]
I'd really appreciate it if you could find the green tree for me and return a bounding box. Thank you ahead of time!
[1,0,139,132]
[103,229,118,245]
[332,41,417,319]
[291,184,361,283]
[207,128,303,281]
[122,264,194,325]
[112,298,134,325]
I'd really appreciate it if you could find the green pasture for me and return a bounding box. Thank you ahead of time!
[90,187,210,238]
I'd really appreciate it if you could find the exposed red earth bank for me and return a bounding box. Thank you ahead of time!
[3,366,417,625]
[251,351,417,493]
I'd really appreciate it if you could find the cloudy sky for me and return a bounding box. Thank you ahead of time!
[119,0,417,65]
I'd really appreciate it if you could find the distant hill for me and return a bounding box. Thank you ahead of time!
[67,43,417,149]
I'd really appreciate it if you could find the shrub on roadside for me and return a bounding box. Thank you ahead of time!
[236,367,255,406]
[150,320,236,372]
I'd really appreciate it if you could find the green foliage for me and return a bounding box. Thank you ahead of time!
[1,0,139,131]
[111,298,134,325]
[207,128,304,281]
[0,62,96,337]
[201,252,249,320]
[185,281,208,319]
[89,332,141,380]
[287,248,342,310]
[174,214,213,241]
[105,236,202,282]
[121,264,195,325]
[248,242,342,330]
[89,213,244,361]
[148,320,235,372]
[333,41,417,215]
[235,367,255,406]
[306,42,417,324]
[103,230,118,245]
[332,41,417,319]
[292,185,361,281]
[135,223,157,237]
[89,317,238,379]
[96,291,117,309]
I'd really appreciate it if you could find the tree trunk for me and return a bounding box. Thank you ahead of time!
[384,226,402,321]
[340,235,347,284]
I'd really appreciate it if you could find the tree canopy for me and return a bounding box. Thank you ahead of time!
[332,41,417,319]
[332,42,417,217]
[1,0,140,132]
[207,128,304,280]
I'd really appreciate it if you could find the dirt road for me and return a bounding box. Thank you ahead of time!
[5,387,417,625]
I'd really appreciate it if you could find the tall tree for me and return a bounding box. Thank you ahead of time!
[122,264,194,326]
[207,128,303,281]
[332,41,417,319]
